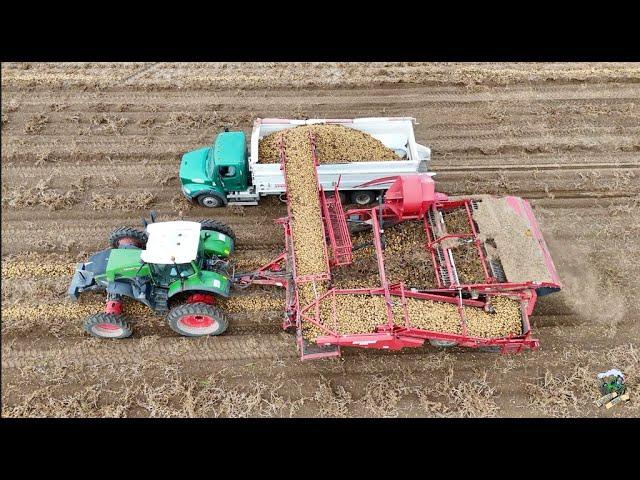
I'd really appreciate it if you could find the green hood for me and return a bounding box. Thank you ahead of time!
[180,147,212,185]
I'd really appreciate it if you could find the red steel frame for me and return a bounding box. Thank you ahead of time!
[231,144,559,358]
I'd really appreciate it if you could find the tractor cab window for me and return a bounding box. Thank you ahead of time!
[177,262,195,278]
[219,166,236,178]
[149,263,195,285]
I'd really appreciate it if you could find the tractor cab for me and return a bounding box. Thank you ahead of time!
[141,221,203,286]
[139,221,232,298]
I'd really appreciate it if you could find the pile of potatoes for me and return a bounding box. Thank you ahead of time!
[451,242,487,284]
[331,221,437,289]
[383,221,437,288]
[443,208,472,234]
[463,296,522,338]
[397,297,463,334]
[302,292,522,342]
[303,293,390,342]
[258,124,400,164]
[281,127,330,277]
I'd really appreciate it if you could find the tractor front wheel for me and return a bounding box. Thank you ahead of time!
[84,313,133,339]
[167,303,228,337]
[198,219,236,242]
[108,227,147,249]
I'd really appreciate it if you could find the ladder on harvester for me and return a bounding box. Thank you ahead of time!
[320,183,353,267]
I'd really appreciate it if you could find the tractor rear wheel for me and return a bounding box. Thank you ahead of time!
[167,303,228,337]
[108,227,147,249]
[197,219,236,242]
[84,313,133,339]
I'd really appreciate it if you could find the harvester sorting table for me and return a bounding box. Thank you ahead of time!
[234,132,562,360]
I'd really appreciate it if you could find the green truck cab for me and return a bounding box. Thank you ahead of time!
[180,131,248,207]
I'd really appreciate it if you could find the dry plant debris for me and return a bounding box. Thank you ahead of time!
[89,191,156,211]
[3,176,79,210]
[23,114,49,134]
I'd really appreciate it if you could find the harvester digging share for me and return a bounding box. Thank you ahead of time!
[69,118,562,361]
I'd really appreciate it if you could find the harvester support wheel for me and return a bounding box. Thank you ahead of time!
[108,227,148,249]
[197,219,236,242]
[167,303,228,337]
[84,313,133,339]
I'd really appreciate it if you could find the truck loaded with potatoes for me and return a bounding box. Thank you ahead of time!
[179,117,431,208]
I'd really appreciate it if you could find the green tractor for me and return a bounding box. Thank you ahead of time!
[68,212,236,339]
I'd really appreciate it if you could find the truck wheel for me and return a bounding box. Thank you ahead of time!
[197,219,236,242]
[197,193,225,208]
[84,313,133,339]
[327,191,348,204]
[108,227,147,248]
[350,191,376,206]
[167,303,228,337]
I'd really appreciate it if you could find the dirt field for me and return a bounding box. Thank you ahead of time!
[2,62,639,417]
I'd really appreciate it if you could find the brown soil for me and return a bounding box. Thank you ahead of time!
[2,63,639,418]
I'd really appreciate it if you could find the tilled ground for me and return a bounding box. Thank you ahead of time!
[2,63,639,417]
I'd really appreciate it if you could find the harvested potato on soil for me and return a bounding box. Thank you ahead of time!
[259,124,400,164]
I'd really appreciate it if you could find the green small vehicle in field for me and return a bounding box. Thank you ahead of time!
[68,213,236,339]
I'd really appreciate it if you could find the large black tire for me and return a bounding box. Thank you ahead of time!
[84,313,133,339]
[197,193,225,208]
[166,303,228,337]
[350,190,376,206]
[197,219,236,242]
[108,227,147,249]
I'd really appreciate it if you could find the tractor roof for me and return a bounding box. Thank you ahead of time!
[140,221,201,265]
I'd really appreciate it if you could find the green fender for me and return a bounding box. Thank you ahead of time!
[200,230,234,257]
[168,270,231,299]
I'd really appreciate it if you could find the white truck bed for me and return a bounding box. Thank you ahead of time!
[247,117,432,196]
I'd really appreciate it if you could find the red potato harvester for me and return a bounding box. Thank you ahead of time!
[235,133,561,360]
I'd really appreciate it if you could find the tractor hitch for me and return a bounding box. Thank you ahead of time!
[68,263,96,300]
